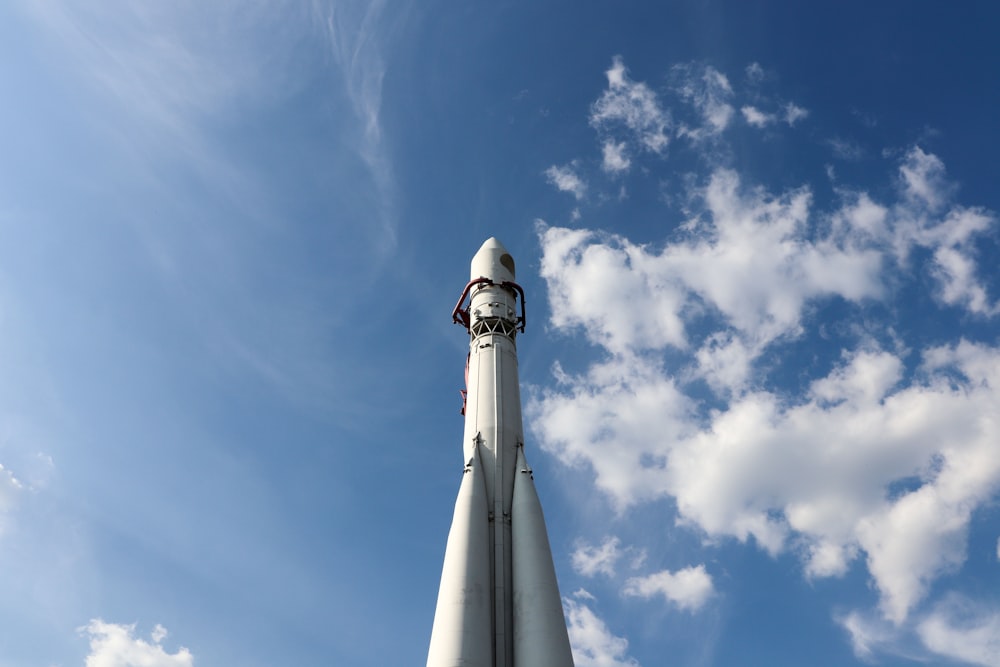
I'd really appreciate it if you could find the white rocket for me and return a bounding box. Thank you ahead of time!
[427,238,575,667]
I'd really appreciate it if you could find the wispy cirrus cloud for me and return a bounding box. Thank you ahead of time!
[15,0,306,180]
[311,0,411,258]
[10,0,408,419]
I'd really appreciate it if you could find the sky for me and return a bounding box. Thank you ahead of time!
[1,1,999,666]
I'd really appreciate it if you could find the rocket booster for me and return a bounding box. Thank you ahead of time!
[427,239,574,667]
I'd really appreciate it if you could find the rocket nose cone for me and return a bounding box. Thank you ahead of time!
[471,237,516,282]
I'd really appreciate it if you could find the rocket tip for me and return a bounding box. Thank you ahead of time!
[471,237,516,281]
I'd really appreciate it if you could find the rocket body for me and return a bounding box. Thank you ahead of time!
[427,239,574,667]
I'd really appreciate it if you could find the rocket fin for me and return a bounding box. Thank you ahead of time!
[427,445,493,667]
[512,447,575,667]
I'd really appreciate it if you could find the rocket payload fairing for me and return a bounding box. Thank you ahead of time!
[427,238,575,667]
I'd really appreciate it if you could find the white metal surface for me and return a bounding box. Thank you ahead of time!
[426,445,493,667]
[512,447,575,667]
[428,238,575,667]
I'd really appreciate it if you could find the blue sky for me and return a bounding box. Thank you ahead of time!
[2,1,999,666]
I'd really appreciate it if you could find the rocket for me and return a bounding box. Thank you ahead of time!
[427,238,575,667]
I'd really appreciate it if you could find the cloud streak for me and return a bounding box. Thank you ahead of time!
[313,0,404,257]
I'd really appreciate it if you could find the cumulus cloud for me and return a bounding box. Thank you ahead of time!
[745,62,766,84]
[889,147,998,314]
[535,335,1000,624]
[783,103,809,126]
[742,103,807,129]
[741,105,775,128]
[898,146,951,212]
[571,536,646,578]
[539,146,999,363]
[81,620,193,667]
[583,59,812,178]
[546,163,588,200]
[573,536,623,577]
[830,138,866,161]
[622,565,714,612]
[564,592,640,667]
[538,166,885,361]
[918,597,1000,667]
[837,610,898,660]
[590,56,671,154]
[530,146,1000,627]
[601,140,631,174]
[673,64,734,140]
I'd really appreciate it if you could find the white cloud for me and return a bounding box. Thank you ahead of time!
[539,166,885,360]
[602,141,631,173]
[539,146,999,361]
[530,147,1000,626]
[313,0,401,252]
[82,620,193,667]
[741,105,775,128]
[546,163,588,200]
[673,64,734,140]
[918,597,1000,667]
[586,60,805,174]
[590,56,671,154]
[742,103,807,129]
[693,332,754,396]
[573,536,623,577]
[837,610,897,661]
[745,62,766,84]
[21,1,401,261]
[535,338,1000,623]
[623,565,714,612]
[783,103,809,126]
[889,148,998,314]
[830,138,866,160]
[564,592,640,667]
[536,226,689,354]
[19,2,270,144]
[899,146,950,212]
